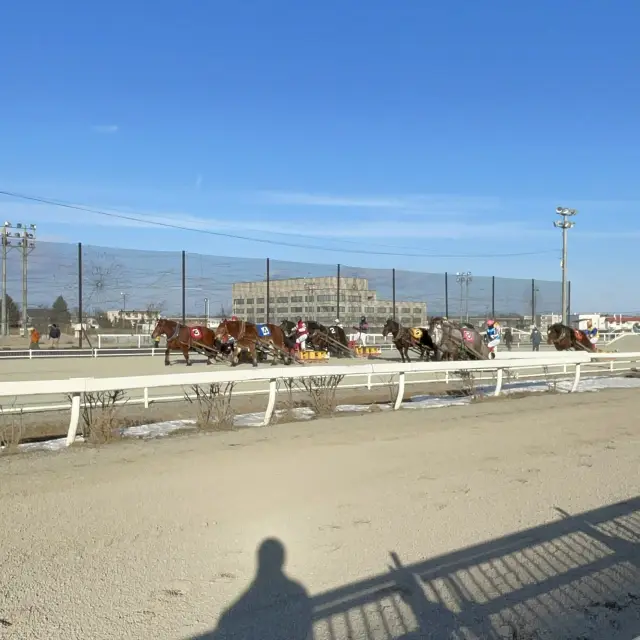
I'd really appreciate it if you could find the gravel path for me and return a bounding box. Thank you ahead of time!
[1,388,639,639]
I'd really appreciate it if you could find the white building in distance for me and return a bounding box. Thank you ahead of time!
[231,276,427,328]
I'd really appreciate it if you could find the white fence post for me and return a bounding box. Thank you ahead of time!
[143,387,149,409]
[66,393,81,446]
[394,372,405,410]
[571,364,581,393]
[494,369,503,396]
[263,379,277,425]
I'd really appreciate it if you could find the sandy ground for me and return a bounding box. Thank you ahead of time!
[0,388,639,639]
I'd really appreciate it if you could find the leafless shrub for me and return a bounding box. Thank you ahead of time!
[275,378,298,424]
[383,375,398,405]
[185,383,235,431]
[300,375,345,417]
[455,369,478,398]
[72,390,127,444]
[542,365,558,392]
[0,403,24,453]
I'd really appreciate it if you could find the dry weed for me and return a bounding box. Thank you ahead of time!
[300,374,345,417]
[74,390,127,444]
[455,369,478,398]
[274,378,298,424]
[0,403,24,453]
[184,383,235,431]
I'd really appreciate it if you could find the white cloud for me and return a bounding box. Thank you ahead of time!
[257,190,501,214]
[0,199,550,242]
[92,124,119,134]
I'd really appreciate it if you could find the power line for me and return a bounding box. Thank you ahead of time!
[0,189,558,259]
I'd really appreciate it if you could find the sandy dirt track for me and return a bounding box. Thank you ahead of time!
[1,389,639,639]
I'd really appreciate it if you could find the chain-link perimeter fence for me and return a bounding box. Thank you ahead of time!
[1,241,565,342]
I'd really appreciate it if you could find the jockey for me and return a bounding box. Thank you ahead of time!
[485,319,501,352]
[334,318,343,329]
[295,317,308,351]
[584,319,599,344]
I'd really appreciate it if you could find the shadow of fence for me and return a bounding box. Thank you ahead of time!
[310,497,640,639]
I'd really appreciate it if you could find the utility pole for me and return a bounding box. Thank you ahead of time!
[1,223,11,337]
[456,271,472,322]
[120,292,127,328]
[204,297,209,325]
[17,223,36,337]
[553,206,577,324]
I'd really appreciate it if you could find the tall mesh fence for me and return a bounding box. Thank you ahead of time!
[3,241,563,338]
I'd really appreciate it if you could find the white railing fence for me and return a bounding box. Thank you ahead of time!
[2,351,639,448]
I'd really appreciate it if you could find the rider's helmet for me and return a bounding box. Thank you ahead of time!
[487,319,495,327]
[231,315,238,321]
[335,318,340,324]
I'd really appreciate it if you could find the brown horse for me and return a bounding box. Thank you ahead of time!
[547,323,598,352]
[215,320,293,367]
[427,317,490,361]
[382,318,418,363]
[151,318,220,366]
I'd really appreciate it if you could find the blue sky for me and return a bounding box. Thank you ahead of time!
[1,0,639,312]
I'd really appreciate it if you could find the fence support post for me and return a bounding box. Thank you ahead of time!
[66,392,81,446]
[491,276,495,318]
[266,258,270,324]
[336,263,341,320]
[531,278,536,326]
[394,372,405,410]
[263,378,277,425]
[181,250,186,324]
[78,242,83,349]
[444,272,449,318]
[392,269,396,320]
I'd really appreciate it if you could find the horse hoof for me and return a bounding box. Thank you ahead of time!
[253,362,258,368]
[186,362,192,366]
[164,362,170,367]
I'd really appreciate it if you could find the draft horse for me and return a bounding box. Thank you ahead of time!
[151,318,219,366]
[547,323,598,353]
[382,318,422,363]
[427,317,490,361]
[216,320,293,367]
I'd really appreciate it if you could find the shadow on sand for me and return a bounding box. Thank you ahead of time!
[192,497,640,639]
[194,537,312,639]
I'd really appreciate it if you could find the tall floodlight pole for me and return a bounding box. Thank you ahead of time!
[16,223,36,337]
[456,271,472,322]
[1,223,11,336]
[553,206,577,324]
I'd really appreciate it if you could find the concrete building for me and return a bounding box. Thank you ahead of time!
[231,276,427,328]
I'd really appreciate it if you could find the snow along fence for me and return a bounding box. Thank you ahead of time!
[0,352,618,447]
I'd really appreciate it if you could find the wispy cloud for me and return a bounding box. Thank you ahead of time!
[92,124,119,134]
[257,190,501,214]
[0,199,548,241]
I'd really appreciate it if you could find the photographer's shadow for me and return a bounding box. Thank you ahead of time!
[196,537,312,640]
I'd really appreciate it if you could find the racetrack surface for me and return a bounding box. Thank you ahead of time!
[1,388,639,639]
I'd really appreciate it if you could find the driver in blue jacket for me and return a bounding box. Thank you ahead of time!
[584,319,599,344]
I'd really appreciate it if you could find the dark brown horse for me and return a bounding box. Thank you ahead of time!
[427,317,490,361]
[216,320,293,367]
[547,323,598,352]
[382,318,418,363]
[151,318,219,366]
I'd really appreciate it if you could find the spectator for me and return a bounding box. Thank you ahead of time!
[530,326,541,351]
[503,327,513,351]
[29,327,40,350]
[48,323,61,349]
